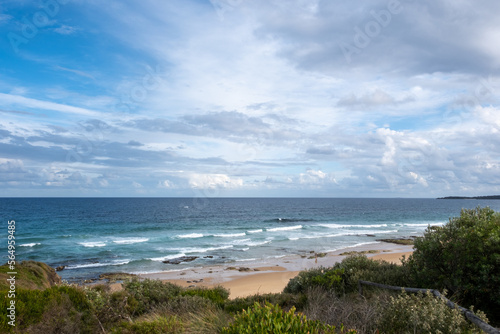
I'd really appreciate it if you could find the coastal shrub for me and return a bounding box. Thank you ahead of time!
[285,255,407,296]
[181,285,229,307]
[404,207,500,321]
[304,286,391,333]
[154,295,216,315]
[0,285,97,333]
[224,292,305,313]
[112,314,184,334]
[222,302,355,334]
[338,255,407,293]
[85,287,137,329]
[377,290,488,334]
[124,279,182,314]
[284,267,345,295]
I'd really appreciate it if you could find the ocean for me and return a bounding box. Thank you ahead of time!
[2,197,500,282]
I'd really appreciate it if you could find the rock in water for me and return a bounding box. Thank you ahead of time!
[163,256,198,264]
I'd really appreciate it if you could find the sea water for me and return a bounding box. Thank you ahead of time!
[2,197,499,281]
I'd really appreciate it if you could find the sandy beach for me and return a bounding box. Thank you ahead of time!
[139,242,413,299]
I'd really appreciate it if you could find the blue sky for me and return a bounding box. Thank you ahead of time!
[1,0,499,197]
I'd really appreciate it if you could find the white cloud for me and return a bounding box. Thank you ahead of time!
[1,0,499,197]
[188,173,244,189]
[0,93,102,117]
[53,24,79,35]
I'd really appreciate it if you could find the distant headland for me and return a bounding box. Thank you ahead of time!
[437,195,500,200]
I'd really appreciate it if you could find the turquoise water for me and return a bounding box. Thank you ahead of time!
[2,198,499,281]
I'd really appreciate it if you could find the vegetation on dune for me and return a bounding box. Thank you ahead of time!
[1,206,498,333]
[377,290,488,334]
[404,206,500,322]
[222,302,356,334]
[0,260,61,290]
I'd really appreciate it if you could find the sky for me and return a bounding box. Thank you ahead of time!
[0,0,499,197]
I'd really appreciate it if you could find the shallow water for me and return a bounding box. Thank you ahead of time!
[2,197,499,281]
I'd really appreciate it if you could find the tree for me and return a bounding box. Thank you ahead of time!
[404,207,500,322]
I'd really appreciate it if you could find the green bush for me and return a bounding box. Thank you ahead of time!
[338,255,407,293]
[124,279,182,315]
[404,207,500,321]
[85,287,138,329]
[284,255,407,296]
[222,302,355,334]
[0,285,98,333]
[377,290,488,334]
[284,267,345,295]
[182,285,229,307]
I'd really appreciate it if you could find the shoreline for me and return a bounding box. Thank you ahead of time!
[137,242,413,299]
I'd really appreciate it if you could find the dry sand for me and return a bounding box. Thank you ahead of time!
[138,242,413,299]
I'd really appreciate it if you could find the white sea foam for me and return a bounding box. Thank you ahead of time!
[176,233,204,239]
[190,245,233,253]
[325,241,381,253]
[247,229,263,234]
[168,245,234,254]
[374,230,399,234]
[149,253,186,262]
[236,257,257,262]
[66,260,130,269]
[213,233,246,238]
[113,237,149,245]
[318,223,388,229]
[244,240,272,247]
[230,238,252,245]
[267,225,302,232]
[19,243,41,247]
[79,241,106,248]
[404,222,444,227]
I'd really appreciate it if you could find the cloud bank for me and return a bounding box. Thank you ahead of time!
[0,0,499,197]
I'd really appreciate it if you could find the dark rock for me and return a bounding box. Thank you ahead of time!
[238,267,251,272]
[55,265,66,271]
[163,256,199,265]
[204,255,214,259]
